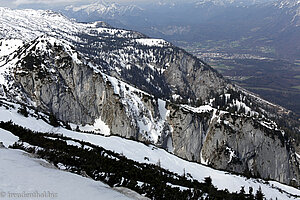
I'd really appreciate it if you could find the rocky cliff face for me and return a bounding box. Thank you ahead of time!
[1,37,130,137]
[203,113,299,184]
[167,103,211,162]
[167,103,300,186]
[2,36,171,143]
[0,34,299,187]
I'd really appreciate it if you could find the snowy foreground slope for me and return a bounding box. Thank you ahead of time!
[0,103,299,200]
[0,148,140,200]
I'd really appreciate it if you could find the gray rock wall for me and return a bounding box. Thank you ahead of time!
[14,45,138,139]
[168,106,300,186]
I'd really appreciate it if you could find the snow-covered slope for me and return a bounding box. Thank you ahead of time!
[0,7,147,42]
[0,147,137,200]
[0,7,83,42]
[0,39,23,58]
[0,101,299,200]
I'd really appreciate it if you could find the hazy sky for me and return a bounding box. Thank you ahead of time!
[0,0,179,8]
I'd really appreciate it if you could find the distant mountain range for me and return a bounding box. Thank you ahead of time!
[60,0,300,62]
[64,0,143,23]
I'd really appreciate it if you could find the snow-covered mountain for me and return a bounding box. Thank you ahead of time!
[62,0,143,27]
[0,7,84,41]
[0,7,300,199]
[274,0,300,26]
[65,0,143,17]
[275,0,300,7]
[194,0,273,6]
